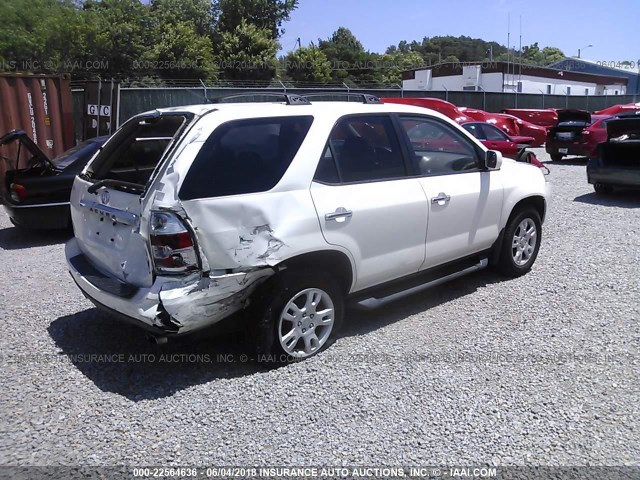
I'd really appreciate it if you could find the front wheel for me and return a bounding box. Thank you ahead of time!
[496,209,542,277]
[249,270,343,363]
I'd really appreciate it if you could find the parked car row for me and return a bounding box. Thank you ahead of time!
[2,93,550,361]
[381,98,547,147]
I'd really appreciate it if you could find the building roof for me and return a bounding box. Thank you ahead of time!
[551,57,640,74]
[402,61,628,86]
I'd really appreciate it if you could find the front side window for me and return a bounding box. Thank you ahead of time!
[181,116,313,200]
[481,124,509,141]
[322,115,406,183]
[400,116,479,176]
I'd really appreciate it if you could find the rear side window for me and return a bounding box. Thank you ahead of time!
[180,116,313,200]
[462,123,486,140]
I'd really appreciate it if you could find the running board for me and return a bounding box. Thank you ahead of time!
[354,258,488,310]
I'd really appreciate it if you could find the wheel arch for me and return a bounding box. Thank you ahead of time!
[276,249,355,295]
[491,194,546,265]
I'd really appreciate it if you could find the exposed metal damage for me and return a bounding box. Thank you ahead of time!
[151,267,274,333]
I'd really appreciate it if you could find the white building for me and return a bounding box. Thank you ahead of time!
[402,61,628,95]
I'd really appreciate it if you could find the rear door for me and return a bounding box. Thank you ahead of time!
[70,113,192,288]
[310,114,428,291]
[397,115,503,270]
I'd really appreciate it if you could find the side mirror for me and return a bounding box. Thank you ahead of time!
[484,150,502,170]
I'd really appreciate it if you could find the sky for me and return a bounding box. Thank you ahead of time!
[278,0,640,64]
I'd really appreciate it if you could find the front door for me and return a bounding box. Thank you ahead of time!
[398,115,503,270]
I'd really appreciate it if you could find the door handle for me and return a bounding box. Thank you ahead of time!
[325,208,353,221]
[431,193,451,205]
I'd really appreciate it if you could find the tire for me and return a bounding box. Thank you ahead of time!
[550,154,563,162]
[248,270,344,363]
[593,183,613,195]
[496,208,542,277]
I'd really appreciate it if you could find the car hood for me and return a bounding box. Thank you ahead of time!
[556,109,591,125]
[607,117,640,140]
[0,130,54,170]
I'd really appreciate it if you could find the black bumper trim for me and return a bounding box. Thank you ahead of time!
[68,254,138,298]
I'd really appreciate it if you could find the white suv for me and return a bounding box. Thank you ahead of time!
[66,94,548,361]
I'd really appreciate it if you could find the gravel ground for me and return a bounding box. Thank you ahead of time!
[0,149,638,467]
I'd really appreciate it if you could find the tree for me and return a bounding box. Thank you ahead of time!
[217,0,298,40]
[80,0,153,77]
[318,27,380,83]
[215,19,278,80]
[0,0,85,73]
[147,0,217,79]
[377,50,424,84]
[284,46,331,83]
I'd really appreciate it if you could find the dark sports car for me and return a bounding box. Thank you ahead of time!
[587,113,640,194]
[1,131,108,229]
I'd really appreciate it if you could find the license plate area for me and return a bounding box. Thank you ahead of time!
[558,148,569,154]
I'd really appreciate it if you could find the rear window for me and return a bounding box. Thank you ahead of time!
[180,116,313,200]
[52,140,103,171]
[87,114,188,185]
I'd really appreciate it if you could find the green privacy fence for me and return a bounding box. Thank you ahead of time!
[72,87,638,131]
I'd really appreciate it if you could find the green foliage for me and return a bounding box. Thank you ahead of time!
[147,0,218,79]
[377,50,424,84]
[215,19,278,80]
[318,27,380,83]
[0,0,85,71]
[217,0,298,40]
[0,2,567,83]
[284,46,331,83]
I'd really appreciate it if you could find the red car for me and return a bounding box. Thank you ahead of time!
[381,98,547,146]
[459,108,547,147]
[594,102,640,116]
[545,110,612,161]
[460,121,547,172]
[381,97,473,123]
[502,109,558,129]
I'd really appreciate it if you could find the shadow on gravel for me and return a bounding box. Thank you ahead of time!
[574,190,640,208]
[0,225,71,250]
[341,269,505,338]
[48,308,259,401]
[49,270,507,400]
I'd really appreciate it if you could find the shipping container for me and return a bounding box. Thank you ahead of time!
[0,73,74,188]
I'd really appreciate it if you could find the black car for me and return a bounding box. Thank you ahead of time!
[587,113,640,195]
[1,131,108,229]
[545,109,592,162]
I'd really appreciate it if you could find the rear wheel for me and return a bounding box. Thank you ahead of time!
[593,183,614,195]
[249,270,343,363]
[496,208,542,277]
[550,153,563,162]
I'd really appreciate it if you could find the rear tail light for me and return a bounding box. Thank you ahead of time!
[149,211,200,275]
[9,183,27,203]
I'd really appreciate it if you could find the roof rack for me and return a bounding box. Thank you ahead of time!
[302,93,382,104]
[210,92,310,105]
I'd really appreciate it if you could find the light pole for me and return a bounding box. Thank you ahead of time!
[577,44,593,59]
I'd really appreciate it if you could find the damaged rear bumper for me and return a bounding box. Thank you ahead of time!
[65,238,273,335]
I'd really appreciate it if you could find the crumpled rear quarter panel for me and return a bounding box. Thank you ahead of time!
[180,189,328,270]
